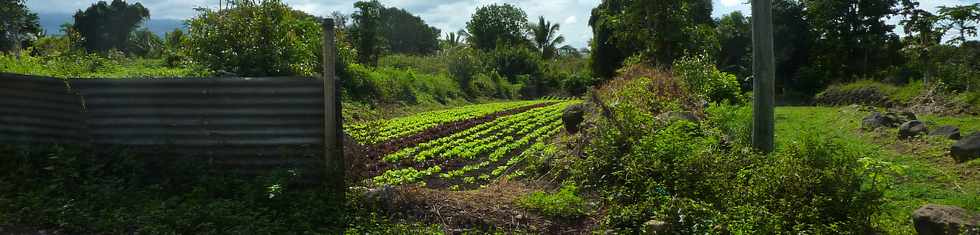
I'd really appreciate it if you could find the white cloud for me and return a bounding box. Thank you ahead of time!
[564,16,577,25]
[720,0,740,7]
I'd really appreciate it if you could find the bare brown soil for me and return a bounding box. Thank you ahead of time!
[375,180,596,234]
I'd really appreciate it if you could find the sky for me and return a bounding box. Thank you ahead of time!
[25,0,980,48]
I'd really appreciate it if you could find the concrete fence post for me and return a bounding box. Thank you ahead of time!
[752,0,775,153]
[322,19,345,194]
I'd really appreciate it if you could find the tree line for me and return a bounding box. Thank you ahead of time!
[589,0,980,97]
[3,0,977,99]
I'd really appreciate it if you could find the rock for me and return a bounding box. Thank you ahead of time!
[899,120,929,139]
[642,220,668,235]
[363,185,397,210]
[912,204,979,235]
[930,126,962,140]
[713,224,730,235]
[951,132,980,163]
[901,111,918,122]
[885,112,903,127]
[562,103,586,134]
[657,111,699,124]
[863,112,903,130]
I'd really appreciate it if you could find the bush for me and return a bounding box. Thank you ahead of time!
[672,53,743,103]
[0,52,210,78]
[342,64,464,105]
[468,72,498,98]
[446,47,485,96]
[722,132,885,234]
[518,184,588,219]
[0,145,345,234]
[186,0,321,76]
[553,70,885,233]
[379,54,447,75]
[486,45,542,87]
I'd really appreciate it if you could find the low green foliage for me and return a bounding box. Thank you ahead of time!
[0,145,451,234]
[775,107,980,234]
[518,184,588,219]
[533,72,889,233]
[0,145,346,233]
[672,53,744,103]
[0,53,210,78]
[344,64,464,105]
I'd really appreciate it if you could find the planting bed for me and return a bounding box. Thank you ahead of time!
[346,100,579,189]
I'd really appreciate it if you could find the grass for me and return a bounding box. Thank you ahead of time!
[518,184,589,219]
[918,114,980,134]
[775,106,980,234]
[0,53,210,78]
[825,80,925,104]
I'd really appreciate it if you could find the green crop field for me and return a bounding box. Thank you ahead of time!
[350,100,580,189]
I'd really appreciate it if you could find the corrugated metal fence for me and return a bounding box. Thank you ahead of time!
[1,73,326,180]
[0,74,85,144]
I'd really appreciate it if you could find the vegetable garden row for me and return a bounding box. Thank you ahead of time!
[348,100,580,189]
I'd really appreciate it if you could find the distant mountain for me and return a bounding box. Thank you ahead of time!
[38,13,186,36]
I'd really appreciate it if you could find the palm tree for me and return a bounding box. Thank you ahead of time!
[529,16,565,59]
[445,32,461,47]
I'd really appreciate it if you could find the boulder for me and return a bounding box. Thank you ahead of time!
[863,112,903,130]
[912,204,979,235]
[363,185,397,210]
[951,132,980,163]
[562,103,586,134]
[899,120,929,139]
[642,220,668,235]
[900,111,918,122]
[929,126,962,140]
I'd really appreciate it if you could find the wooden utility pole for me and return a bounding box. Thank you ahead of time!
[322,18,345,194]
[752,0,775,153]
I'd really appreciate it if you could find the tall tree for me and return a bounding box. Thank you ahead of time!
[380,7,441,55]
[803,0,902,80]
[689,0,714,25]
[73,0,150,53]
[772,0,815,95]
[937,4,980,45]
[0,0,40,52]
[900,0,942,46]
[352,0,383,65]
[444,31,464,47]
[330,11,349,30]
[557,45,583,58]
[126,28,163,57]
[588,0,718,78]
[529,16,566,59]
[716,11,752,79]
[466,4,530,50]
[899,0,942,84]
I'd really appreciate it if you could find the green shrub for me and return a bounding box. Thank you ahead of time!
[518,184,588,219]
[379,54,447,75]
[342,64,464,105]
[0,145,346,234]
[556,72,885,233]
[468,72,498,98]
[186,0,321,76]
[486,45,542,85]
[672,53,743,103]
[0,52,210,78]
